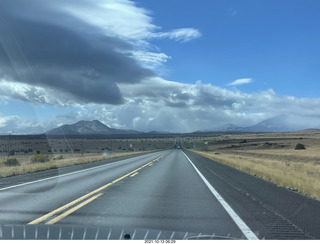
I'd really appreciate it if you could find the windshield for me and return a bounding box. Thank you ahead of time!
[0,0,320,241]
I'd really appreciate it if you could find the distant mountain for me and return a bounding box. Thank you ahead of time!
[243,114,294,132]
[46,120,141,135]
[215,124,244,132]
[147,130,173,134]
[200,115,308,133]
[197,124,243,133]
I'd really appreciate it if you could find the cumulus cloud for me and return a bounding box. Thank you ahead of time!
[228,78,253,86]
[46,79,319,133]
[0,113,45,134]
[1,77,320,133]
[0,0,201,106]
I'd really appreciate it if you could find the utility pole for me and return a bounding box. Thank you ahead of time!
[7,132,11,160]
[81,138,84,156]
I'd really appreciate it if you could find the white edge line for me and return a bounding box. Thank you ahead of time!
[0,151,166,191]
[0,162,113,191]
[182,151,258,240]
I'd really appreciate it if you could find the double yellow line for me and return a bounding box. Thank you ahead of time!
[28,153,168,225]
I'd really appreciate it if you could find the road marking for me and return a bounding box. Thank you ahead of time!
[0,160,124,191]
[130,172,139,177]
[0,151,167,191]
[46,193,103,225]
[181,151,258,240]
[28,152,169,225]
[27,182,113,224]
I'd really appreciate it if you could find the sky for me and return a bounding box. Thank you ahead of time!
[0,0,320,134]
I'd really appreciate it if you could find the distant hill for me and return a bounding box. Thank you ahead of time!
[243,114,293,132]
[46,120,141,135]
[199,115,310,133]
[197,124,243,133]
[147,130,173,134]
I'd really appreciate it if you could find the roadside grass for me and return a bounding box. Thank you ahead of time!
[0,151,155,178]
[191,150,320,201]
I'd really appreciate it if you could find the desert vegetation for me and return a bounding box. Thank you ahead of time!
[3,157,20,166]
[182,130,320,200]
[0,136,176,178]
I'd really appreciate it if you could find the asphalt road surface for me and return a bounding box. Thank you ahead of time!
[0,149,319,240]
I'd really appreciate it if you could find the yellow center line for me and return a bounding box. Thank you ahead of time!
[46,193,103,225]
[28,152,169,225]
[27,183,112,225]
[130,172,139,177]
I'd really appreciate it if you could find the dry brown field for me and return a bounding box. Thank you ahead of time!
[181,130,320,200]
[0,136,176,177]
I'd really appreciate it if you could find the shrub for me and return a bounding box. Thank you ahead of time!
[31,154,50,163]
[295,143,306,150]
[53,154,64,160]
[3,157,20,166]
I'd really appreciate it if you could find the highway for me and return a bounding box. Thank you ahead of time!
[0,149,319,239]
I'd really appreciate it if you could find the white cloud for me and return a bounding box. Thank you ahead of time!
[59,0,158,41]
[0,0,201,107]
[0,79,86,106]
[58,1,201,57]
[153,28,202,42]
[55,79,320,133]
[0,115,18,128]
[228,78,253,86]
[130,51,171,69]
[2,78,320,133]
[1,1,320,134]
[0,113,45,134]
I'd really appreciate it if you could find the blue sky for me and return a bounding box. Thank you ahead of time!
[0,0,320,133]
[141,0,320,96]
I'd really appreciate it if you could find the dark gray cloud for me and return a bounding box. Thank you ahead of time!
[0,1,154,105]
[192,91,236,108]
[165,101,188,108]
